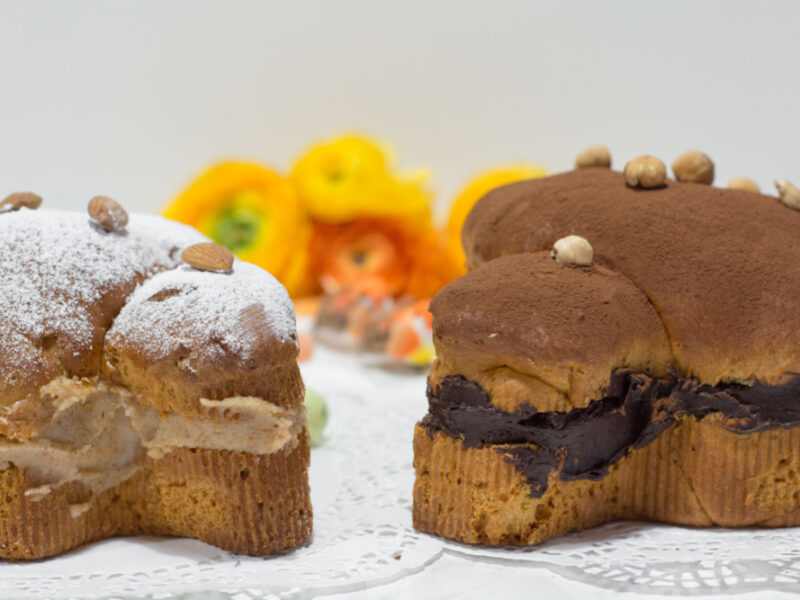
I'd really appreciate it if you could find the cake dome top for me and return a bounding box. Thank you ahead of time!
[450,168,800,394]
[0,206,299,432]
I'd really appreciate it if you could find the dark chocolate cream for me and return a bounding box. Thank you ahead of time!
[421,371,800,497]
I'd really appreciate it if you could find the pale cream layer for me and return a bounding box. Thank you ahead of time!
[0,377,305,515]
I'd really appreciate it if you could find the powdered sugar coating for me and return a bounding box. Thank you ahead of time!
[0,209,203,386]
[108,261,297,363]
[0,208,296,390]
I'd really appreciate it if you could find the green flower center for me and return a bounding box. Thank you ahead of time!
[326,168,345,182]
[211,202,265,252]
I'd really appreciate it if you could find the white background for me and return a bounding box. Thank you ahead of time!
[0,0,798,216]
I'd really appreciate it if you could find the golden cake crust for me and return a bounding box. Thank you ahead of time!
[0,437,311,560]
[414,422,800,545]
[0,210,303,436]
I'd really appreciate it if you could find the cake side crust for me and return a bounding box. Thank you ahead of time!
[0,437,312,560]
[413,420,800,545]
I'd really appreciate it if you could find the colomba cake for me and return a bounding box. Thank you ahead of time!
[414,163,800,545]
[0,196,311,559]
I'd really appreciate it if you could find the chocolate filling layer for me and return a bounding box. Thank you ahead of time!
[421,371,800,497]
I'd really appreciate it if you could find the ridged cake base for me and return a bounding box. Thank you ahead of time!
[413,417,800,545]
[0,437,311,560]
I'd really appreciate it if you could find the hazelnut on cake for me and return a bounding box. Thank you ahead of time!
[0,196,311,559]
[414,163,800,545]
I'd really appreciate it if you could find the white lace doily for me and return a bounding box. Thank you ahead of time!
[2,345,800,598]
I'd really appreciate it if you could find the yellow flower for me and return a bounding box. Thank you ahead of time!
[447,164,548,270]
[163,161,312,296]
[291,134,431,224]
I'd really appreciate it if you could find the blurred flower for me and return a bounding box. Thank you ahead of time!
[291,134,432,224]
[292,133,460,300]
[307,217,460,299]
[163,136,546,310]
[447,164,548,270]
[164,161,313,296]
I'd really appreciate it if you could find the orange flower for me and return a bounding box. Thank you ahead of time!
[307,217,460,299]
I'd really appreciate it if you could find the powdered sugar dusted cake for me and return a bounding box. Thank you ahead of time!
[0,201,311,559]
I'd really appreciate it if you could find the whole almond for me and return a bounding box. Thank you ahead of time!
[575,145,611,169]
[775,180,800,211]
[624,155,667,189]
[1,192,42,212]
[238,304,270,340]
[672,151,714,185]
[181,242,234,272]
[727,177,760,193]
[88,195,129,231]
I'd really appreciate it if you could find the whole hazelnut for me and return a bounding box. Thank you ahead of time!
[775,180,800,211]
[575,145,611,169]
[672,151,714,185]
[727,177,760,193]
[551,235,593,266]
[624,155,667,189]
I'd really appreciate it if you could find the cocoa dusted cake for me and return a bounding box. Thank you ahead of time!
[413,153,800,545]
[0,194,311,559]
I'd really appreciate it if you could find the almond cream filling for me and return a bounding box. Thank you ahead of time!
[0,377,305,515]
